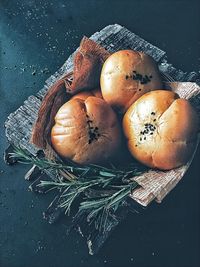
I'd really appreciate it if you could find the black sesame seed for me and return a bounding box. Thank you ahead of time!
[150,132,153,135]
[130,71,152,84]
[145,75,151,82]
[136,74,143,80]
[144,137,146,140]
[125,75,129,80]
[139,89,142,91]
[153,119,156,122]
[151,112,156,115]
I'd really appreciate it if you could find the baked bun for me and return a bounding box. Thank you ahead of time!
[123,90,199,170]
[51,96,121,164]
[100,50,163,113]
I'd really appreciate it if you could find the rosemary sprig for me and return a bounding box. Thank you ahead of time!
[10,147,146,233]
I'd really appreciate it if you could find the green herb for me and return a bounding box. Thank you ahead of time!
[10,147,146,233]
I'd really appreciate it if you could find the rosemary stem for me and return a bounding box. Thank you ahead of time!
[10,146,145,233]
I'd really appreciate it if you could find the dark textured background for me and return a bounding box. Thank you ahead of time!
[0,0,200,267]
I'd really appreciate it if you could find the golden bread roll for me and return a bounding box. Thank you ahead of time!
[51,96,121,164]
[100,50,163,113]
[123,90,199,170]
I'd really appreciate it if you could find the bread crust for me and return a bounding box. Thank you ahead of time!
[100,50,163,113]
[123,90,199,170]
[51,96,121,164]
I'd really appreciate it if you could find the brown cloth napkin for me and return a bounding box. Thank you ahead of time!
[31,37,110,149]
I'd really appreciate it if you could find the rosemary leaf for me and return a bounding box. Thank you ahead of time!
[10,146,147,233]
[99,171,116,177]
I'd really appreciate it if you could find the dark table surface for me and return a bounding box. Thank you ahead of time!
[0,1,200,267]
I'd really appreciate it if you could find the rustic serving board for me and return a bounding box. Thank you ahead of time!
[5,24,200,254]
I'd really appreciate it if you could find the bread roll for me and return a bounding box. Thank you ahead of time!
[51,96,121,164]
[100,50,163,113]
[123,90,199,170]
